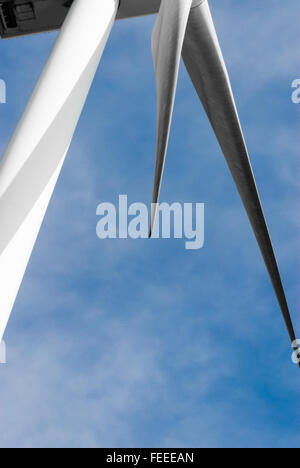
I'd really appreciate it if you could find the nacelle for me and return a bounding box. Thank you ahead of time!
[0,0,161,39]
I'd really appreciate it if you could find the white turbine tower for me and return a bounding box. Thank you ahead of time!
[0,0,298,365]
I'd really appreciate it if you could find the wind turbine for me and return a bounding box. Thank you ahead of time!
[0,0,298,365]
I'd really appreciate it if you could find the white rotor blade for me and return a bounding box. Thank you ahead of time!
[0,0,119,341]
[150,0,194,235]
[182,0,298,356]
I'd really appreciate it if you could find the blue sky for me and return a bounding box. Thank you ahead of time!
[0,0,299,448]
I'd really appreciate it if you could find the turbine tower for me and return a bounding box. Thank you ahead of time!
[0,0,298,365]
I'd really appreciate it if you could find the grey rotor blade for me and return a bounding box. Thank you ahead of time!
[182,0,298,357]
[150,0,193,235]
